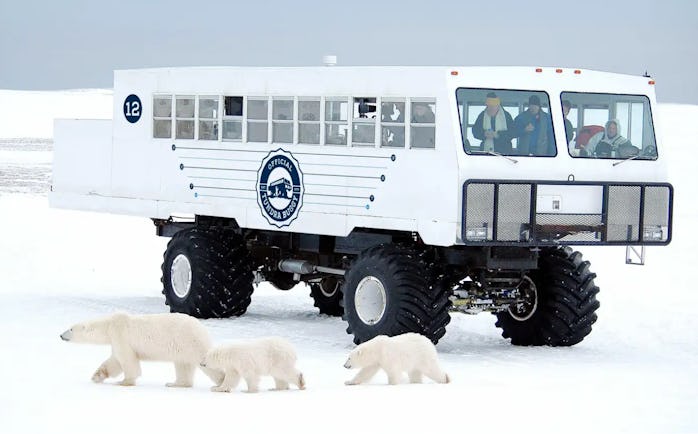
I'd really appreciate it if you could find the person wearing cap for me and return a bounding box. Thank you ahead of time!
[514,95,555,156]
[471,92,515,153]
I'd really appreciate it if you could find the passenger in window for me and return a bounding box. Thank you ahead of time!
[382,103,404,123]
[562,100,574,143]
[412,102,435,123]
[411,102,435,148]
[471,92,515,153]
[382,103,404,147]
[584,119,634,157]
[514,95,555,156]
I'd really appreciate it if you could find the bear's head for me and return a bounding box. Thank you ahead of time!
[60,316,113,344]
[343,335,387,369]
[200,348,221,370]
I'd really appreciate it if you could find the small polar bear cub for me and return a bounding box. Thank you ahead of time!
[60,312,224,387]
[344,333,450,386]
[201,337,305,393]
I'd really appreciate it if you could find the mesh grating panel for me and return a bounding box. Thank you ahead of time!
[465,183,494,241]
[607,185,641,242]
[496,184,531,241]
[643,186,670,226]
[535,213,603,242]
[462,181,671,245]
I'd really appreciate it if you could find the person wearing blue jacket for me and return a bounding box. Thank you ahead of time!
[514,95,556,156]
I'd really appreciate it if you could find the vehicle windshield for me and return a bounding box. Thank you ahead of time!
[562,92,657,160]
[456,88,557,157]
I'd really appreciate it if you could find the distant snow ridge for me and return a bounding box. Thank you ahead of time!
[0,138,53,151]
[0,88,113,139]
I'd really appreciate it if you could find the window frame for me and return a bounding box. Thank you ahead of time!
[272,97,295,144]
[560,91,658,161]
[175,95,196,140]
[455,87,558,157]
[152,94,173,139]
[409,97,437,150]
[324,97,350,146]
[351,96,378,147]
[197,95,220,141]
[246,97,270,143]
[297,97,321,145]
[222,95,244,142]
[380,97,407,149]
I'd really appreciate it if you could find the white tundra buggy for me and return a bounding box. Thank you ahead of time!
[50,66,673,346]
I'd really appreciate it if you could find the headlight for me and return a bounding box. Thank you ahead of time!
[466,226,489,241]
[642,226,664,241]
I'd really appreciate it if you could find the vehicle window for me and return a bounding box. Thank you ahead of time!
[456,88,556,157]
[272,98,294,144]
[381,99,405,148]
[410,100,436,149]
[325,98,349,146]
[175,96,195,140]
[352,97,377,146]
[562,92,657,160]
[298,99,320,144]
[198,97,219,141]
[247,98,268,142]
[222,96,243,141]
[153,95,172,139]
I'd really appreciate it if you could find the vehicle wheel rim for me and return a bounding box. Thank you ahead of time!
[171,254,192,299]
[320,277,339,298]
[508,276,538,321]
[354,276,387,325]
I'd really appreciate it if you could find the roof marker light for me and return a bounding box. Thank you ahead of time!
[451,71,458,76]
[649,80,655,85]
[535,68,543,73]
[574,69,582,74]
[555,68,563,73]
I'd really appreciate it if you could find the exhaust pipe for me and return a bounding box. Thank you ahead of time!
[278,259,345,276]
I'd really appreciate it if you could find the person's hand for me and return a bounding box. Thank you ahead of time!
[484,130,495,139]
[525,123,534,132]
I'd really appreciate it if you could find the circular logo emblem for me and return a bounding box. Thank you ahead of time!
[123,94,142,124]
[257,149,304,227]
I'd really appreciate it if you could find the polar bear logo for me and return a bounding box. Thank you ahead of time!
[344,333,450,386]
[60,312,224,387]
[201,337,305,393]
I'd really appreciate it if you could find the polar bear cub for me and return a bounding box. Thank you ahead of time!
[201,337,305,393]
[344,333,450,386]
[60,312,224,387]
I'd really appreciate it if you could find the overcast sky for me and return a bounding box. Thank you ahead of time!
[1,0,696,103]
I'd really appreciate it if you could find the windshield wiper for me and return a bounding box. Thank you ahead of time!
[470,150,518,164]
[612,154,642,167]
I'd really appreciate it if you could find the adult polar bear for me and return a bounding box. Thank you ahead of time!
[344,333,450,386]
[60,312,224,387]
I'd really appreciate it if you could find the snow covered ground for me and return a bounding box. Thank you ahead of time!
[0,90,696,434]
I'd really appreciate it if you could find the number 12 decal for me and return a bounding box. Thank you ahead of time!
[124,94,142,124]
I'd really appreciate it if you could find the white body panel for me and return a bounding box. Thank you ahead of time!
[50,66,668,246]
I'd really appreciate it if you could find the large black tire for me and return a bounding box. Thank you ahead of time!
[310,277,343,316]
[161,227,254,318]
[495,247,600,346]
[341,244,452,345]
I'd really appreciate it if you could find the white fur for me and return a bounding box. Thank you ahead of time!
[201,337,305,393]
[60,312,224,387]
[344,333,450,386]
